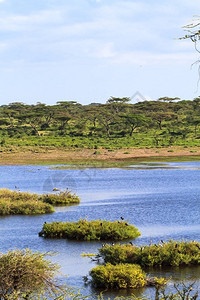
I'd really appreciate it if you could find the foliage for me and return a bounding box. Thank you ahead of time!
[39,219,141,241]
[98,240,200,267]
[0,189,80,215]
[153,282,199,300]
[0,249,62,299]
[0,189,54,215]
[40,189,80,206]
[89,263,166,290]
[2,98,200,150]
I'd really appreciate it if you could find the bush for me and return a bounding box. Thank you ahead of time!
[89,263,166,289]
[0,189,54,215]
[39,219,141,241]
[0,189,80,215]
[98,240,200,267]
[0,249,62,299]
[40,189,80,206]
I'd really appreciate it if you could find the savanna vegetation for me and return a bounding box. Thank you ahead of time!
[39,219,140,241]
[1,97,200,153]
[97,240,200,267]
[0,188,79,215]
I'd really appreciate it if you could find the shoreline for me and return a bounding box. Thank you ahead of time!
[1,146,200,165]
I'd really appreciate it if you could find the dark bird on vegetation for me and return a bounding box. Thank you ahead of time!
[196,244,200,250]
[177,250,181,254]
[140,246,144,252]
[100,222,103,226]
[129,242,133,246]
[175,244,178,248]
[120,217,124,220]
[44,222,47,224]
[125,223,128,226]
[161,240,164,244]
[78,225,81,228]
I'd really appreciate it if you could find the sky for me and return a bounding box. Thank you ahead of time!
[0,0,200,105]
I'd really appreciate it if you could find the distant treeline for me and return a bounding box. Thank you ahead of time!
[1,96,200,148]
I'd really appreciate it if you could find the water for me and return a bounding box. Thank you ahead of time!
[1,162,200,298]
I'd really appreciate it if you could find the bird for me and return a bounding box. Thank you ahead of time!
[161,240,165,244]
[125,223,128,226]
[120,217,124,220]
[129,242,133,246]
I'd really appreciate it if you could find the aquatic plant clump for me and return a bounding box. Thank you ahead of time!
[39,219,141,241]
[0,189,54,215]
[0,188,80,215]
[98,240,200,267]
[89,263,166,289]
[40,190,80,206]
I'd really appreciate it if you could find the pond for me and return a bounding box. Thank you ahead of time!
[1,161,200,299]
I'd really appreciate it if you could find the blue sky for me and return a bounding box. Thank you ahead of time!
[0,0,200,105]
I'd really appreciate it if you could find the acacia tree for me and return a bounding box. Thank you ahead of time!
[121,114,149,136]
[180,17,200,71]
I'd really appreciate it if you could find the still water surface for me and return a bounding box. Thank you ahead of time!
[1,162,200,298]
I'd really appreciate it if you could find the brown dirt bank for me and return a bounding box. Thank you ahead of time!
[1,146,200,165]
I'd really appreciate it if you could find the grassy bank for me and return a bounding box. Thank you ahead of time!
[0,146,200,166]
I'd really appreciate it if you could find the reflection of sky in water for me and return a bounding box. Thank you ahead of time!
[1,162,200,298]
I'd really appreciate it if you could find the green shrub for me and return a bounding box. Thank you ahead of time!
[89,263,166,289]
[40,190,80,206]
[98,240,200,267]
[39,219,141,241]
[0,189,80,215]
[0,189,54,215]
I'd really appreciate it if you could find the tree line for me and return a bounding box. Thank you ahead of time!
[0,96,200,147]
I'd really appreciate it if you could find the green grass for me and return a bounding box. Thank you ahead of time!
[98,240,200,267]
[39,219,141,241]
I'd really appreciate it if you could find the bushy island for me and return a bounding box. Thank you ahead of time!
[97,240,200,267]
[0,188,80,215]
[39,219,141,241]
[89,263,166,289]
